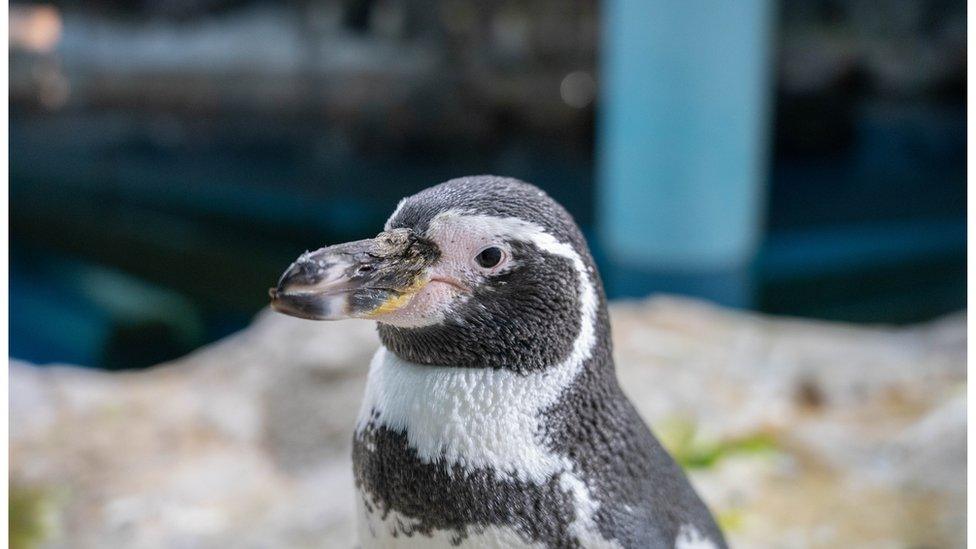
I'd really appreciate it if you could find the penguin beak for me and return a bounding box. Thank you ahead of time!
[269,229,439,321]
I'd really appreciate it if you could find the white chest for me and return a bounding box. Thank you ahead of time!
[354,346,578,480]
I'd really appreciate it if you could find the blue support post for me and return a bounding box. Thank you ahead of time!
[598,0,774,306]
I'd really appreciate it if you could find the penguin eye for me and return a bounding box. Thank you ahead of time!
[474,246,504,269]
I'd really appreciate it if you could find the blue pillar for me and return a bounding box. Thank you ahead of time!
[598,0,774,306]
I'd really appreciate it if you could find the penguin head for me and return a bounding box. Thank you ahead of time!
[271,176,606,372]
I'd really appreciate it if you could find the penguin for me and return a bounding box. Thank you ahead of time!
[270,176,726,549]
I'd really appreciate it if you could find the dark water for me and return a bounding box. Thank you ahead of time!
[9,103,966,369]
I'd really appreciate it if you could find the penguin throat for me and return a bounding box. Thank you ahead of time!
[375,282,610,374]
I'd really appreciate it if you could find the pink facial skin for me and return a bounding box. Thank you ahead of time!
[373,213,513,328]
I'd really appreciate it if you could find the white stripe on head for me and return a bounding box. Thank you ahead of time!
[374,209,588,328]
[383,197,409,231]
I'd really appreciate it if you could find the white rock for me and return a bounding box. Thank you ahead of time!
[10,298,966,548]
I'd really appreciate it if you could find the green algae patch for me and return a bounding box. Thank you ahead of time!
[10,486,53,549]
[658,418,778,470]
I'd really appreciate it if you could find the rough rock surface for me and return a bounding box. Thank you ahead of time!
[10,297,966,548]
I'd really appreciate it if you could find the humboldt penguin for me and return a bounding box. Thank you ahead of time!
[270,176,726,549]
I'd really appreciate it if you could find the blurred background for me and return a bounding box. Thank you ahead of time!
[7,2,968,548]
[8,0,967,370]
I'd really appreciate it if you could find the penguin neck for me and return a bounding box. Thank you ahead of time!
[377,320,608,374]
[357,308,614,483]
[375,289,612,375]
